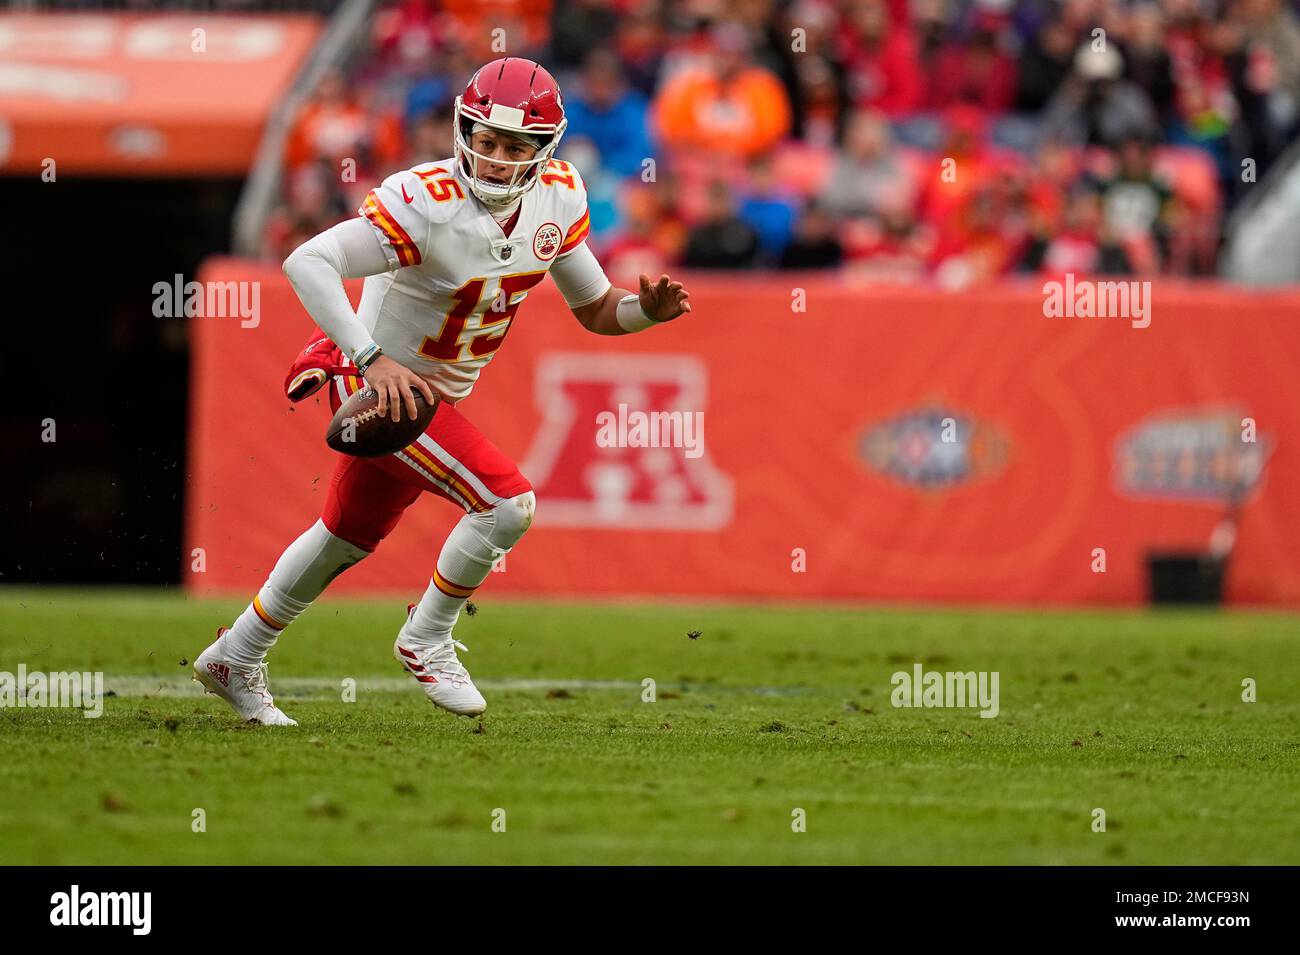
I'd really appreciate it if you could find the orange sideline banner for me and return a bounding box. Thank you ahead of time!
[186,260,1300,606]
[0,13,322,176]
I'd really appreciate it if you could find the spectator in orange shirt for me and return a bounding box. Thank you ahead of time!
[285,71,371,171]
[439,0,553,57]
[916,105,996,226]
[652,22,792,161]
[285,72,404,178]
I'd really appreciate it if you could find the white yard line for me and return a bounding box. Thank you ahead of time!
[100,675,817,700]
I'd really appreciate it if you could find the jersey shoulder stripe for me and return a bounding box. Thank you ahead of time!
[360,190,422,267]
[558,207,591,255]
[356,160,464,268]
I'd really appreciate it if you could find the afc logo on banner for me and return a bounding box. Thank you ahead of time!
[521,354,733,530]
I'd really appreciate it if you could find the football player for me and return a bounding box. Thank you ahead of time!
[193,57,691,725]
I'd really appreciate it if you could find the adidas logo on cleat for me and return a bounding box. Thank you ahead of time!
[397,646,439,684]
[206,662,231,688]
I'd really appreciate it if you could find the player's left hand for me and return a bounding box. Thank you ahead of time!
[638,273,692,323]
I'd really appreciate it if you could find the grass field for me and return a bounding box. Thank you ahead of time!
[0,587,1296,865]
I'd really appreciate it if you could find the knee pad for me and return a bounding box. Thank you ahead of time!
[468,490,535,552]
[496,491,536,542]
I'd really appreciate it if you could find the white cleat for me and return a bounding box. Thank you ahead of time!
[394,611,487,717]
[193,627,298,727]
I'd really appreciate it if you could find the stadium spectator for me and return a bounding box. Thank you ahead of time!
[818,109,919,221]
[652,21,792,160]
[259,0,1282,280]
[603,179,688,281]
[771,0,848,146]
[912,0,957,72]
[286,70,394,172]
[1015,13,1077,113]
[737,155,800,264]
[779,200,844,269]
[1229,0,1300,178]
[841,199,935,282]
[1039,44,1161,147]
[395,38,478,126]
[557,135,623,242]
[837,0,924,117]
[261,162,350,263]
[788,50,849,148]
[1236,0,1300,112]
[682,179,761,269]
[371,0,443,79]
[1019,184,1133,275]
[1121,3,1178,128]
[1092,135,1177,270]
[404,104,455,167]
[439,0,553,57]
[732,0,802,80]
[917,105,998,225]
[612,2,668,97]
[548,0,620,72]
[928,183,1025,287]
[564,50,655,178]
[1162,0,1237,173]
[1023,138,1082,235]
[925,6,1019,114]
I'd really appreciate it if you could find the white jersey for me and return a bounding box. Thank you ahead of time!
[355,157,594,401]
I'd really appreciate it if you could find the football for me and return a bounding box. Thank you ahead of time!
[325,385,439,457]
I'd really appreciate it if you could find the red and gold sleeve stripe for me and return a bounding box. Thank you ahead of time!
[432,567,477,600]
[557,208,591,255]
[360,191,422,267]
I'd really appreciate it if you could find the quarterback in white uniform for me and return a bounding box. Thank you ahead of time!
[193,57,692,725]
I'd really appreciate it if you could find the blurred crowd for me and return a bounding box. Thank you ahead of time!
[264,0,1300,284]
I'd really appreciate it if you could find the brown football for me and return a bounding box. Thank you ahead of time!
[325,385,439,457]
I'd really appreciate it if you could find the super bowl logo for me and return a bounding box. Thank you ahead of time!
[859,407,1010,488]
[533,222,562,261]
[1114,406,1272,503]
[520,354,733,529]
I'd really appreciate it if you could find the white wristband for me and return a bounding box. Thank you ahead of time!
[615,294,657,333]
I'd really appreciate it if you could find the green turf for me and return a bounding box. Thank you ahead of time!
[0,588,1296,865]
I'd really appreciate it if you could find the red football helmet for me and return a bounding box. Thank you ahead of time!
[452,57,568,207]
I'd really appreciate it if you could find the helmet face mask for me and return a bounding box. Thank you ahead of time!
[451,58,568,208]
[452,108,567,207]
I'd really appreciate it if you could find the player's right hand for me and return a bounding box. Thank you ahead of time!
[363,355,438,422]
